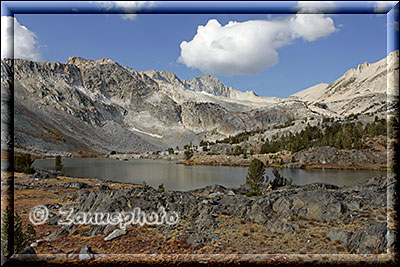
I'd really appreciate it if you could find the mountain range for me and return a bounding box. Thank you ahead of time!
[1,50,398,156]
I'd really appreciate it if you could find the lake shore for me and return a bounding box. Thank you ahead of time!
[178,154,388,171]
[2,169,396,265]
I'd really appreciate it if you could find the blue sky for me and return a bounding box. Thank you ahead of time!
[2,1,399,97]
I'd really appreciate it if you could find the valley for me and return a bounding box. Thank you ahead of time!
[2,50,398,160]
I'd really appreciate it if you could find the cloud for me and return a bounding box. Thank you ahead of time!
[372,1,397,13]
[295,1,337,13]
[178,14,337,76]
[96,1,155,21]
[1,16,43,61]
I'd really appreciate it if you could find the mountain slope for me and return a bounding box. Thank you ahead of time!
[3,50,397,155]
[291,50,399,116]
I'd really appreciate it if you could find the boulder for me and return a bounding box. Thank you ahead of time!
[347,223,387,254]
[79,246,95,260]
[325,230,349,245]
[13,247,39,262]
[62,182,92,189]
[104,229,127,241]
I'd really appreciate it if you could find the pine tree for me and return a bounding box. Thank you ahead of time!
[246,159,266,196]
[55,155,63,172]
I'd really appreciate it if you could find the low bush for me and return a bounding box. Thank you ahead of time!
[1,207,36,254]
[14,154,35,174]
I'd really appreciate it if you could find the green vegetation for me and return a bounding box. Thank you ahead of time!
[158,183,165,193]
[274,117,295,129]
[110,150,116,155]
[55,155,63,172]
[227,146,247,156]
[167,148,174,155]
[215,128,265,145]
[142,181,151,191]
[245,159,267,197]
[270,168,293,190]
[184,149,194,160]
[14,154,35,174]
[260,118,388,154]
[1,207,36,254]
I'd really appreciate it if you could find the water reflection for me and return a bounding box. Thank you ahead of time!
[33,158,385,191]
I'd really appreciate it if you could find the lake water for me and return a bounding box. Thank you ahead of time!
[33,158,386,191]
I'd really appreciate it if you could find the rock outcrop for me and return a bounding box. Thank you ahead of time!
[2,50,397,155]
[51,175,390,254]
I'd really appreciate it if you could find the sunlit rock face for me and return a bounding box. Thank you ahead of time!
[3,50,397,155]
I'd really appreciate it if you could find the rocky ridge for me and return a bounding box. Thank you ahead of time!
[291,50,399,116]
[2,50,398,155]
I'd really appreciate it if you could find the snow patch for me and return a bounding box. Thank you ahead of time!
[130,127,163,138]
[74,85,111,105]
[199,91,214,97]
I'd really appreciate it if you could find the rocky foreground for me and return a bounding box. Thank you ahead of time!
[3,170,397,264]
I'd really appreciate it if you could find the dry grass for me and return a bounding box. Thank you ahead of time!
[220,210,230,216]
[5,171,388,256]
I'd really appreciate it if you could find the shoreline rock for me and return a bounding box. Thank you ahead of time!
[53,174,389,254]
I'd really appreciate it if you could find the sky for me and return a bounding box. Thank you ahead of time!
[1,1,399,97]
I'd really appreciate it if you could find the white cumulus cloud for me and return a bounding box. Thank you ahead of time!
[1,16,43,61]
[372,1,397,13]
[97,1,155,21]
[178,14,337,76]
[295,1,337,13]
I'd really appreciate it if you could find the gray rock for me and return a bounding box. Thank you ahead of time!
[186,234,203,247]
[291,147,386,167]
[207,233,220,242]
[15,246,39,261]
[249,212,268,225]
[45,203,62,210]
[325,230,349,245]
[272,197,291,215]
[52,248,63,253]
[347,223,387,254]
[62,182,92,189]
[236,183,251,195]
[79,246,95,260]
[104,229,127,241]
[227,190,235,196]
[103,224,118,235]
[195,210,217,232]
[97,184,110,190]
[266,219,299,234]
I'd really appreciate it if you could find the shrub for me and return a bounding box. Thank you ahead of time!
[246,159,267,196]
[23,166,35,174]
[110,150,116,155]
[158,183,165,193]
[269,168,293,189]
[184,149,193,160]
[14,154,35,174]
[1,207,36,254]
[142,181,151,191]
[167,148,174,155]
[55,155,63,172]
